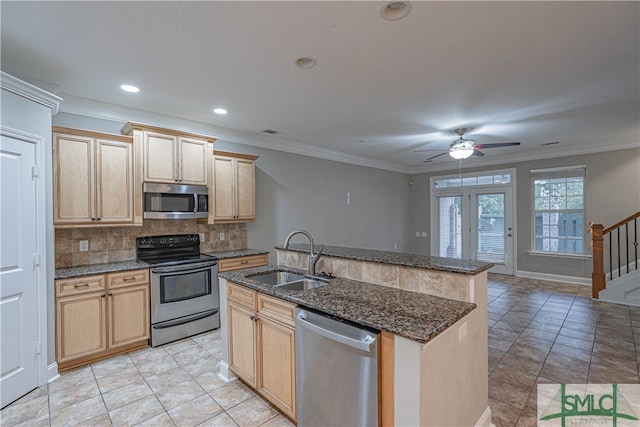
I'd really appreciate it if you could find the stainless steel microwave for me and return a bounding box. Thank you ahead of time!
[143,183,208,219]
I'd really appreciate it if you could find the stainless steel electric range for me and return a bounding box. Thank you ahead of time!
[137,234,219,347]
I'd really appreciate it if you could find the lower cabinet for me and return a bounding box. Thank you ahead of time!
[55,269,150,371]
[227,283,296,420]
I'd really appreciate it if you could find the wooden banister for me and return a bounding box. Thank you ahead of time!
[589,211,640,299]
[589,222,605,298]
[603,211,640,235]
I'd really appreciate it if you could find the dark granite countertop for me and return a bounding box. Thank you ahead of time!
[55,260,150,280]
[220,265,476,344]
[276,243,493,275]
[204,249,269,260]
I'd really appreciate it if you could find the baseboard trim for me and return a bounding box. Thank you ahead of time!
[475,406,493,427]
[47,363,59,384]
[516,270,591,286]
[218,360,236,383]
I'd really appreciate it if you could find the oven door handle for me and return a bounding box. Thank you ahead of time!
[152,309,219,329]
[151,261,218,274]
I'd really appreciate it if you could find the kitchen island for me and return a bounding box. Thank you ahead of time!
[218,245,493,427]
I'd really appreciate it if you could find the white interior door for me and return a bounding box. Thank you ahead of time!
[433,188,514,275]
[1,131,41,408]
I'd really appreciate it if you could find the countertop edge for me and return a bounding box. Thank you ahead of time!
[275,244,493,275]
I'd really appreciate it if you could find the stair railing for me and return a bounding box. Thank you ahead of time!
[589,211,640,298]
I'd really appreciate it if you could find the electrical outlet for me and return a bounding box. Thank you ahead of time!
[219,232,225,241]
[394,243,398,250]
[199,233,205,242]
[458,322,468,341]
[79,240,89,252]
[421,231,427,238]
[347,191,351,205]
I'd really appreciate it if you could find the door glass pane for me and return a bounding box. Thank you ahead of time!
[476,193,505,263]
[438,196,462,258]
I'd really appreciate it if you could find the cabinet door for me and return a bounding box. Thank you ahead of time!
[257,318,296,420]
[143,131,177,183]
[213,156,236,221]
[228,301,257,388]
[108,285,150,349]
[235,158,256,221]
[95,139,134,223]
[179,137,208,185]
[56,292,107,364]
[53,133,94,224]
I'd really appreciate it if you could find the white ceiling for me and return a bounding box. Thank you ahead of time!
[2,1,638,173]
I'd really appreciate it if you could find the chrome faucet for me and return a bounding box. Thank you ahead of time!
[282,230,324,276]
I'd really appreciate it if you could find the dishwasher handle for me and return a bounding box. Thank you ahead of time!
[296,311,376,352]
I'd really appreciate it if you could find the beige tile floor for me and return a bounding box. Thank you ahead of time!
[2,274,639,427]
[0,329,293,427]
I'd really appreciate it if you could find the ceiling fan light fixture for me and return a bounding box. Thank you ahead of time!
[449,146,474,160]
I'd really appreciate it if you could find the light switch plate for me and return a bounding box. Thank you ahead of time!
[199,233,205,242]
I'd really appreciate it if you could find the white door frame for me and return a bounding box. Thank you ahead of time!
[430,168,517,275]
[1,126,49,400]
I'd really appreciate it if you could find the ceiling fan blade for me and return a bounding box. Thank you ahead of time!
[413,148,444,152]
[472,149,485,157]
[473,142,521,149]
[422,152,448,162]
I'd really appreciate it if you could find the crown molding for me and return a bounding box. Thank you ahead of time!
[58,94,409,174]
[405,140,640,175]
[56,93,638,176]
[1,71,62,114]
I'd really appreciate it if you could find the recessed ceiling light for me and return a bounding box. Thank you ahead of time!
[213,108,228,115]
[120,84,140,93]
[380,1,412,21]
[294,56,317,70]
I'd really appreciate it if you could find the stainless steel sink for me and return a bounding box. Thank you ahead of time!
[275,279,328,291]
[248,271,307,286]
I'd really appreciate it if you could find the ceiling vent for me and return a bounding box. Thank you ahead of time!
[262,129,281,135]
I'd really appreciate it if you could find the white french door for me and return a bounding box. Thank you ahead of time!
[432,171,515,275]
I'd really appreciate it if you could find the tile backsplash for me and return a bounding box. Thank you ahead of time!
[55,220,247,268]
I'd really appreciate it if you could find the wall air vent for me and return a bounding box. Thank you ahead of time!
[262,129,281,135]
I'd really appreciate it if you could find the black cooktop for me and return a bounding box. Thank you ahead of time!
[136,234,217,267]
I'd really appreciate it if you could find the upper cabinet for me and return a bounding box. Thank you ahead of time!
[53,127,140,227]
[211,150,259,223]
[122,122,215,186]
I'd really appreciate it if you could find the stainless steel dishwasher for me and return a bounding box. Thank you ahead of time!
[295,307,379,427]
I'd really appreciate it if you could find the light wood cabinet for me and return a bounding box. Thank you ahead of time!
[227,283,297,420]
[55,269,150,371]
[211,150,258,223]
[122,122,215,186]
[53,127,138,227]
[218,254,269,272]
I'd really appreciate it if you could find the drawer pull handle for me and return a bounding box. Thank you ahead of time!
[122,277,136,281]
[74,284,90,288]
[241,261,249,264]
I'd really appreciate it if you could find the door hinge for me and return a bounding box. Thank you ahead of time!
[33,253,41,268]
[32,164,40,179]
[36,342,42,355]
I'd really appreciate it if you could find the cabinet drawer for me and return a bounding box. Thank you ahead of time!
[218,254,268,272]
[228,283,257,310]
[56,275,106,297]
[258,294,296,327]
[108,269,149,289]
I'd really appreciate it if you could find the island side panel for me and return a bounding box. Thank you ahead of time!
[419,307,489,427]
[218,277,236,382]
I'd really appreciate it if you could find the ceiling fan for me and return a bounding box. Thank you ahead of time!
[414,128,521,162]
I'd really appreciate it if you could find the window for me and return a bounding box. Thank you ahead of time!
[531,166,585,254]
